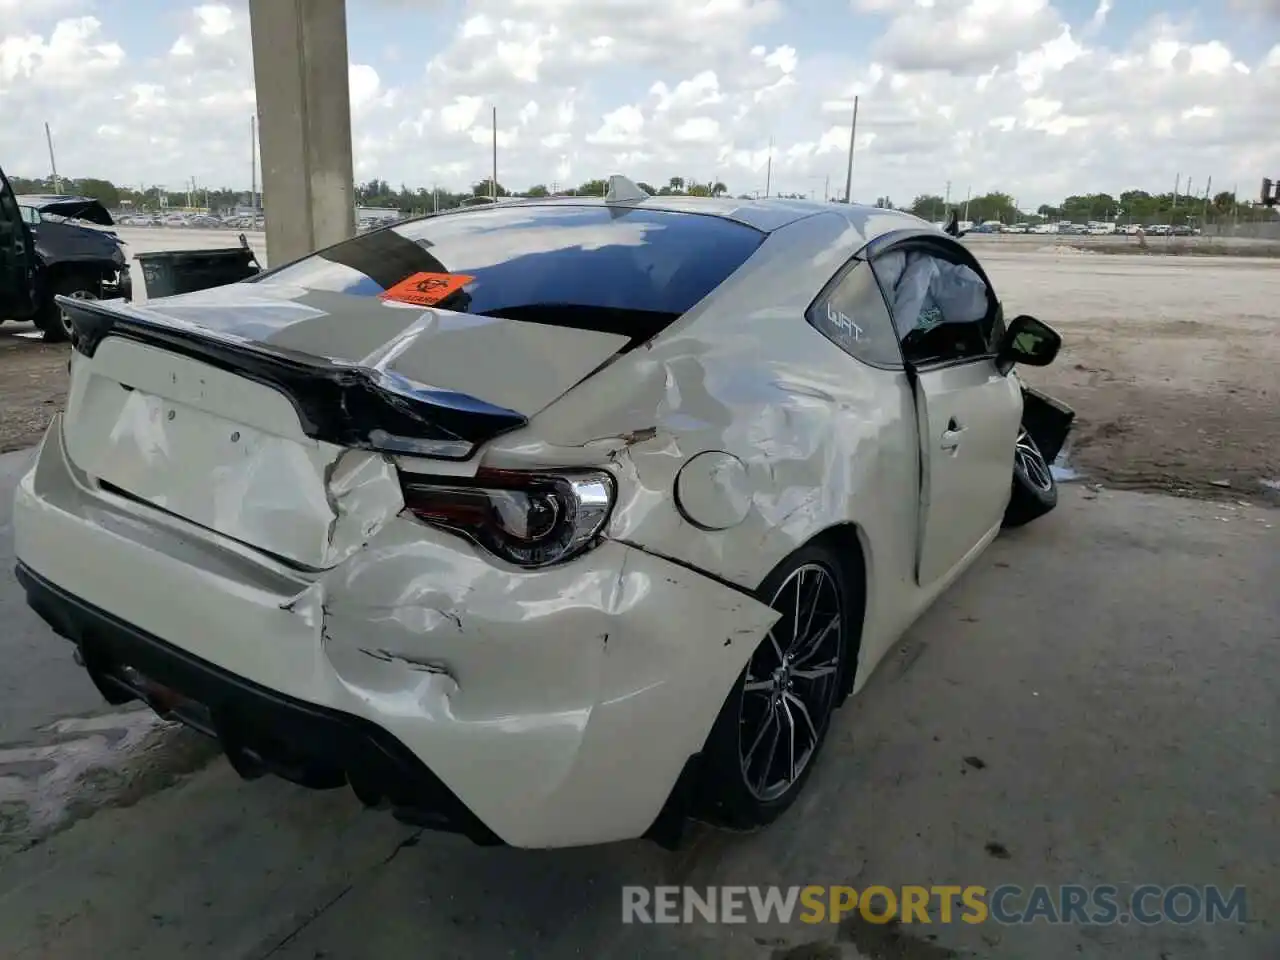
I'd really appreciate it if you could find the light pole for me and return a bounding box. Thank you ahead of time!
[843,96,858,203]
[765,138,773,198]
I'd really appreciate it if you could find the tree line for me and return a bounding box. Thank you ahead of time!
[6,173,1274,225]
[904,189,1274,226]
[355,175,735,212]
[4,173,736,216]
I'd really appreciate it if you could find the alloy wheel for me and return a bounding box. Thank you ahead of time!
[59,289,97,339]
[738,563,843,802]
[1015,427,1053,492]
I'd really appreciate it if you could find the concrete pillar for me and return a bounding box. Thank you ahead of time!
[249,0,355,265]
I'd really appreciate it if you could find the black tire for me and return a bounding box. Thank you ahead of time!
[1003,425,1058,528]
[36,272,99,343]
[698,542,855,830]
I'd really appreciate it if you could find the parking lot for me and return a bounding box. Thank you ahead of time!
[0,230,1277,959]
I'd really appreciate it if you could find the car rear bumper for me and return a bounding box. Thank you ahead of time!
[17,562,500,844]
[13,418,780,848]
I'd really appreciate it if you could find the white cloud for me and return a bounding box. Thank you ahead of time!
[348,64,382,109]
[195,4,235,37]
[587,104,646,146]
[1227,0,1280,15]
[874,0,1064,74]
[1015,27,1084,92]
[672,117,722,143]
[651,71,723,113]
[1,17,124,90]
[440,95,485,132]
[1,1,1278,207]
[1088,0,1112,31]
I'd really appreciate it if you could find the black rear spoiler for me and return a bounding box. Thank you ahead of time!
[61,297,526,460]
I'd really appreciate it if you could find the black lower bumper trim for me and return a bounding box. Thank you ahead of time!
[15,562,502,845]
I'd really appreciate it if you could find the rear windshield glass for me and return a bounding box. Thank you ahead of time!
[255,204,764,339]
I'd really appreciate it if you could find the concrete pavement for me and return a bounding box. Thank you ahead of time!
[0,484,1275,959]
[0,447,112,738]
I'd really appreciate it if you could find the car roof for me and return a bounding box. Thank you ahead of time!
[442,194,934,243]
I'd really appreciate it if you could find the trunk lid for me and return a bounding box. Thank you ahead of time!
[59,284,631,569]
[69,280,632,419]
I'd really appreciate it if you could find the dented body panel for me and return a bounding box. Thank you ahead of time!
[14,420,779,847]
[62,340,406,569]
[481,211,993,688]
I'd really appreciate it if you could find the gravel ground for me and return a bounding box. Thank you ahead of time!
[982,248,1279,502]
[1,230,1277,502]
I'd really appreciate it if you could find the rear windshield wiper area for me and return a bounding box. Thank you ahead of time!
[478,304,681,352]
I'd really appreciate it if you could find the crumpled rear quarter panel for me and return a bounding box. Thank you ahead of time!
[15,422,780,847]
[482,212,923,682]
[318,522,780,846]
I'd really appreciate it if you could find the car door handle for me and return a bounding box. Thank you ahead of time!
[940,426,965,450]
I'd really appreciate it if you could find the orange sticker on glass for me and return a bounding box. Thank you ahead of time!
[378,272,474,307]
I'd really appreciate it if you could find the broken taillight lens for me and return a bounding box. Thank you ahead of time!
[400,468,615,568]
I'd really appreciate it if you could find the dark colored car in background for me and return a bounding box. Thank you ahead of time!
[0,167,132,342]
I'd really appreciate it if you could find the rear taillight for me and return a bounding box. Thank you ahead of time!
[401,468,615,568]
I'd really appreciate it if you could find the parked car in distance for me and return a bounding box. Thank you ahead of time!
[14,177,1073,850]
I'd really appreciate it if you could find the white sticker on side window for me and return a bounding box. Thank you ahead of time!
[826,301,864,341]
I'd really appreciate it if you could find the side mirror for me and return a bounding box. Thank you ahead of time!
[997,314,1061,375]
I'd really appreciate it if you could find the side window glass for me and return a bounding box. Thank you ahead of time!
[871,248,994,367]
[806,259,902,368]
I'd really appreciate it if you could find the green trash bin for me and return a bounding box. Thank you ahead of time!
[134,233,262,300]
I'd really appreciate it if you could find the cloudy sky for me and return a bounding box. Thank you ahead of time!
[2,0,1278,206]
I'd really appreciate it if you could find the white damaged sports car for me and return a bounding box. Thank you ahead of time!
[13,177,1073,849]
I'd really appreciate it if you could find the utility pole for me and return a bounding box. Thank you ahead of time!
[843,95,858,204]
[963,186,971,224]
[1201,175,1212,223]
[44,122,61,193]
[250,114,257,210]
[765,138,773,198]
[824,174,830,202]
[1172,172,1180,210]
[491,106,498,200]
